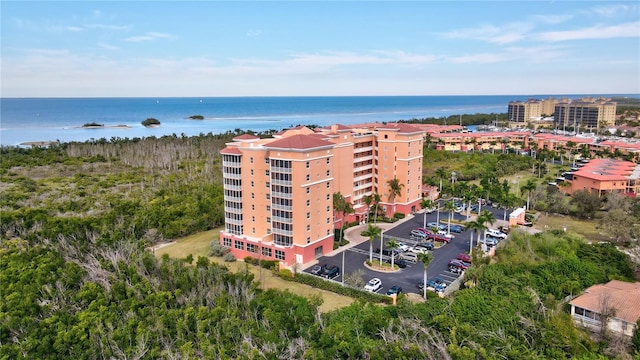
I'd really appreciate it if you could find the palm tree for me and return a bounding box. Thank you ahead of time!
[386,238,399,269]
[443,200,456,234]
[520,179,537,211]
[417,252,434,300]
[361,224,381,263]
[461,185,476,221]
[333,192,353,244]
[387,178,404,215]
[435,167,447,193]
[500,193,519,222]
[371,193,381,224]
[478,210,496,245]
[465,219,485,253]
[420,198,435,229]
[362,194,372,222]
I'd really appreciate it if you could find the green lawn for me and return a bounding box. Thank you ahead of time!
[154,229,355,313]
[535,213,609,242]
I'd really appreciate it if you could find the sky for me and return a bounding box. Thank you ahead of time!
[1,1,639,97]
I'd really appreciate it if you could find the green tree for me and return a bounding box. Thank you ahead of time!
[386,238,399,269]
[386,178,404,214]
[417,252,434,299]
[570,190,602,219]
[361,224,381,263]
[465,219,485,253]
[521,179,537,210]
[333,192,354,243]
[477,210,496,245]
[435,167,447,192]
[443,200,456,234]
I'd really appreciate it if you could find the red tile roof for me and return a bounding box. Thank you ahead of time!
[570,280,640,325]
[220,146,242,155]
[233,134,259,141]
[377,123,424,134]
[572,158,637,181]
[265,134,334,150]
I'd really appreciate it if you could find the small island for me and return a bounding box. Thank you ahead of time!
[188,115,204,120]
[141,118,161,127]
[82,122,104,128]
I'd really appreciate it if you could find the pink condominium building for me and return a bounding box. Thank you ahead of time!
[219,123,424,267]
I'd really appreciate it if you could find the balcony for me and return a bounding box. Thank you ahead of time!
[222,160,242,167]
[224,206,243,214]
[224,217,243,225]
[271,179,292,186]
[223,184,242,191]
[271,191,293,199]
[353,164,373,173]
[353,173,373,182]
[354,145,373,153]
[271,203,293,211]
[271,166,292,173]
[272,215,293,224]
[224,196,243,202]
[354,155,373,163]
[223,172,242,180]
[272,228,293,236]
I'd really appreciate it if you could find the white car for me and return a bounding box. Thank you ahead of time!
[409,246,430,255]
[437,230,454,239]
[396,242,410,252]
[486,229,507,239]
[364,278,383,292]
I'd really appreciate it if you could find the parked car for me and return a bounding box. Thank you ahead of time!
[486,228,507,239]
[386,258,408,268]
[424,207,437,213]
[415,227,433,235]
[479,237,498,247]
[441,223,464,233]
[364,278,382,292]
[410,246,430,255]
[399,252,418,263]
[310,263,327,275]
[386,285,403,296]
[377,247,400,257]
[321,265,340,279]
[437,230,454,239]
[457,253,471,263]
[431,276,448,289]
[396,241,410,252]
[449,259,470,273]
[426,278,446,292]
[427,232,451,243]
[410,230,428,239]
[417,241,434,250]
[427,222,446,231]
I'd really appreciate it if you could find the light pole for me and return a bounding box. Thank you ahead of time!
[341,250,345,286]
[423,209,427,229]
[379,229,384,266]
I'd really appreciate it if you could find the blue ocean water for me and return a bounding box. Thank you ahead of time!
[0,95,633,146]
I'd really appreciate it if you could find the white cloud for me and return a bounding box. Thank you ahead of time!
[530,14,573,25]
[442,22,533,44]
[536,21,640,41]
[97,42,120,51]
[66,26,84,32]
[124,32,175,42]
[448,45,565,64]
[589,4,636,17]
[246,29,262,37]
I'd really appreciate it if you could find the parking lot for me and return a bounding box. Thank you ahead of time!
[304,202,507,296]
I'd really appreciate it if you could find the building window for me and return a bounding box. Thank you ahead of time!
[306,174,310,181]
[326,158,330,164]
[266,194,270,200]
[307,237,311,243]
[251,181,254,187]
[265,158,269,164]
[307,212,311,219]
[252,216,255,222]
[326,170,330,176]
[327,217,330,223]
[252,227,255,233]
[262,247,272,257]
[307,200,311,206]
[265,170,270,176]
[307,224,311,231]
[275,250,285,261]
[251,204,255,210]
[306,162,310,168]
[266,205,270,211]
[251,193,255,199]
[250,157,254,164]
[266,182,270,188]
[326,182,330,188]
[306,188,310,194]
[266,217,271,223]
[234,240,244,250]
[326,194,330,200]
[223,238,231,247]
[327,206,330,212]
[247,243,258,253]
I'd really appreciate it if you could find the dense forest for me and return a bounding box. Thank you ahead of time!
[1,134,639,359]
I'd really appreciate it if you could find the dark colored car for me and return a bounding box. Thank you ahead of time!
[427,232,451,243]
[417,241,434,250]
[426,279,446,292]
[449,259,470,273]
[386,258,407,268]
[321,265,340,279]
[441,223,464,233]
[310,264,327,275]
[386,285,403,296]
[457,253,471,263]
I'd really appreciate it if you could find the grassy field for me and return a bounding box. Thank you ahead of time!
[534,213,609,242]
[153,229,355,313]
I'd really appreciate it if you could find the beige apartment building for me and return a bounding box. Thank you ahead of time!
[554,97,617,131]
[219,123,424,267]
[508,97,558,123]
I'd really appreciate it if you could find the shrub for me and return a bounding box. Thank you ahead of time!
[244,256,279,270]
[222,252,236,262]
[393,212,405,219]
[279,272,393,304]
[278,268,294,278]
[209,242,230,257]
